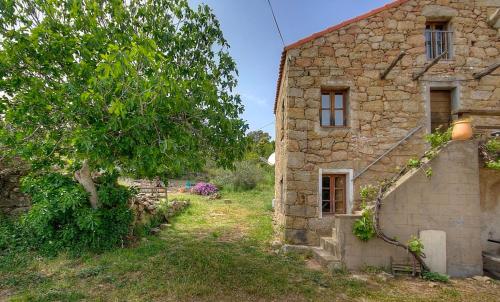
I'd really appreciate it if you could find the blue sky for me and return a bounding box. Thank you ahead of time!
[189,0,394,139]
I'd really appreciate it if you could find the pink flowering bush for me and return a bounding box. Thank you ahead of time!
[191,182,218,196]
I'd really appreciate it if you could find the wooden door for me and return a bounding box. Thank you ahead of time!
[430,90,451,132]
[321,174,346,214]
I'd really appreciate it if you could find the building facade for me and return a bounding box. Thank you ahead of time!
[273,0,500,253]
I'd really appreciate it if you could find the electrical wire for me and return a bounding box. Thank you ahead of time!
[266,0,285,47]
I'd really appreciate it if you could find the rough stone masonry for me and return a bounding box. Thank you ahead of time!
[274,0,500,245]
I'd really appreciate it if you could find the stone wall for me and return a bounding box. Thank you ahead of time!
[479,168,500,255]
[338,140,483,277]
[274,0,500,245]
[0,161,30,215]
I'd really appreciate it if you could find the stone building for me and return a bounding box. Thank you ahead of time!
[274,0,500,277]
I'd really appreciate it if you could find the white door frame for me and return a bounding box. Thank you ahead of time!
[318,168,354,218]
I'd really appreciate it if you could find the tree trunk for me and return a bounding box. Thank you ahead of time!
[75,160,99,209]
[372,166,430,273]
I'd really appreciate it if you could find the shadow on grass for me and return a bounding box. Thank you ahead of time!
[2,228,369,302]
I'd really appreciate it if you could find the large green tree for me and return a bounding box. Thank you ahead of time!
[246,130,274,160]
[0,0,247,208]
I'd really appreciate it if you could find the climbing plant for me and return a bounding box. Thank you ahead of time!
[353,185,378,241]
[407,236,424,257]
[353,206,376,241]
[367,129,453,272]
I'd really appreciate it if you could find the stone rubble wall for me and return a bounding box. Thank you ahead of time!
[0,160,30,215]
[274,0,500,245]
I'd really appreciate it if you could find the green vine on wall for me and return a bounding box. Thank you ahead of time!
[353,206,376,241]
[353,185,378,241]
[355,127,453,272]
[407,236,425,257]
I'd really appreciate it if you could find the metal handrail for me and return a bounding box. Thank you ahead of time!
[353,125,424,180]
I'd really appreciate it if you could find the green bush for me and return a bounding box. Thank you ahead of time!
[21,172,132,255]
[210,160,265,191]
[485,138,500,154]
[484,138,500,170]
[0,215,30,253]
[422,271,449,282]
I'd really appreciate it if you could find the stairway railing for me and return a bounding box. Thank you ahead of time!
[353,124,424,180]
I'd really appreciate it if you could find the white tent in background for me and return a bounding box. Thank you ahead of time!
[267,152,275,166]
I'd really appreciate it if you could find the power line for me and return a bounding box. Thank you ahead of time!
[256,121,275,131]
[266,0,285,47]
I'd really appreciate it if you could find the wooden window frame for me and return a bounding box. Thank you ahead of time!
[321,174,346,215]
[425,21,452,60]
[320,90,348,127]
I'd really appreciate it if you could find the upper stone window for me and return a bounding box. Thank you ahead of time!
[320,90,347,127]
[425,21,452,60]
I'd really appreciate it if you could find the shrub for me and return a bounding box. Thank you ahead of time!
[422,271,449,283]
[210,160,264,191]
[485,138,500,154]
[0,214,30,253]
[21,172,132,255]
[191,182,218,196]
[486,160,500,170]
[483,138,500,170]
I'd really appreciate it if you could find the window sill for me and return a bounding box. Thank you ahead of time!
[427,58,454,63]
[320,126,350,129]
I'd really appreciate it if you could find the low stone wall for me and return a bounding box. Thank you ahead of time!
[338,140,483,277]
[0,161,30,215]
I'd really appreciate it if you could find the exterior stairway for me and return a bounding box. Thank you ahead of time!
[311,226,342,270]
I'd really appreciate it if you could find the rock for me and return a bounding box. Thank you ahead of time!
[150,227,161,235]
[351,274,369,282]
[472,275,492,282]
[376,271,394,282]
[428,282,439,288]
[208,193,221,200]
[271,240,282,249]
[280,244,311,254]
[159,223,171,230]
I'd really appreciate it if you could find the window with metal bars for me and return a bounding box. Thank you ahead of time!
[425,22,452,60]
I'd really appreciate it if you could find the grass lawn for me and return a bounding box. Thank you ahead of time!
[1,186,498,301]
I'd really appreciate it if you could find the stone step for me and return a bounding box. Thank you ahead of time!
[331,227,337,240]
[320,236,340,257]
[311,247,341,270]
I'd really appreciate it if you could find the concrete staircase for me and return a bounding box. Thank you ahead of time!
[311,226,342,270]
